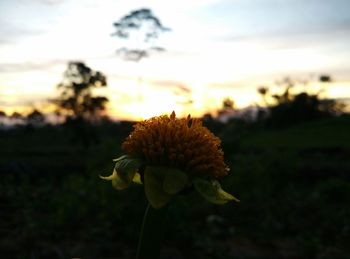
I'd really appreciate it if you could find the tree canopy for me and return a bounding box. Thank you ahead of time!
[256,76,345,128]
[54,62,108,121]
[112,8,170,62]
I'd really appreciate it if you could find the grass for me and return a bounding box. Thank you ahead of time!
[1,116,350,258]
[241,115,350,149]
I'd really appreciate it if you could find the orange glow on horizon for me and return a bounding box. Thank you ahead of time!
[1,80,350,120]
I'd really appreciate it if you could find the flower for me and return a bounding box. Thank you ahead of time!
[101,111,238,208]
[122,111,228,178]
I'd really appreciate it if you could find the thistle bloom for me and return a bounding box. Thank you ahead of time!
[101,111,238,208]
[123,111,228,178]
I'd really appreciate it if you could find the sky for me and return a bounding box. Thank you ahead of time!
[1,0,350,120]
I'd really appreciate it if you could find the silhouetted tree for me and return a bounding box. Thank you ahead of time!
[10,112,23,119]
[112,8,171,103]
[263,76,344,128]
[217,97,235,119]
[272,85,293,104]
[257,86,268,96]
[7,111,24,125]
[112,8,170,62]
[27,109,46,126]
[319,74,332,82]
[0,110,6,126]
[257,86,269,106]
[54,62,108,121]
[223,98,235,110]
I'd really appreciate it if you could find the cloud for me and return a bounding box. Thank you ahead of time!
[150,79,191,93]
[0,0,67,45]
[0,60,67,73]
[217,19,350,50]
[0,21,45,44]
[0,93,49,107]
[34,0,65,5]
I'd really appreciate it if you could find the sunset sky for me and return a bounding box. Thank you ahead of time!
[1,0,350,120]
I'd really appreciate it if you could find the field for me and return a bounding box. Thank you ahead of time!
[1,116,350,259]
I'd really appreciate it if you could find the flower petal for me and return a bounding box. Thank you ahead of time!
[132,172,142,184]
[99,171,117,181]
[194,179,239,204]
[100,170,129,190]
[114,155,143,185]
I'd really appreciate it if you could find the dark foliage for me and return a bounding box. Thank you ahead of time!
[10,111,23,119]
[27,109,46,126]
[259,84,345,128]
[112,8,170,62]
[54,62,108,121]
[1,113,350,258]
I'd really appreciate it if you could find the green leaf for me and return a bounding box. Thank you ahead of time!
[163,168,188,195]
[99,170,129,190]
[114,155,143,185]
[194,179,239,205]
[112,172,130,190]
[144,166,172,209]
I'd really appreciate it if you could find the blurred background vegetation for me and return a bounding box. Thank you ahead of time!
[1,74,350,258]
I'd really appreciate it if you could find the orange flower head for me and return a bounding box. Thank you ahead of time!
[122,111,229,178]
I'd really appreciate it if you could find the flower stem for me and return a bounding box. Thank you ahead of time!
[136,203,168,259]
